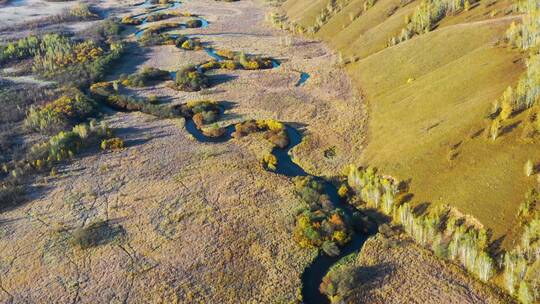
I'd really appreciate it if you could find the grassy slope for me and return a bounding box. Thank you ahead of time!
[282,0,531,239]
[281,0,330,28]
[318,0,420,59]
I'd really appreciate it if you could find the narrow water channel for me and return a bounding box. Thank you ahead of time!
[183,117,370,304]
[122,2,369,302]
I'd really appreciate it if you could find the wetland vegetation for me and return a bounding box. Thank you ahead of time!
[1,0,538,303]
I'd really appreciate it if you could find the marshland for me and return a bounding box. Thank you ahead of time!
[0,0,538,303]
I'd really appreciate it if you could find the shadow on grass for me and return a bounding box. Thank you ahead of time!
[353,262,396,287]
[208,74,238,87]
[104,42,154,81]
[500,120,522,137]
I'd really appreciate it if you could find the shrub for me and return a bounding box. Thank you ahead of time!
[201,126,226,138]
[185,99,220,115]
[28,120,111,165]
[0,35,40,64]
[261,153,278,171]
[179,37,202,50]
[0,180,23,208]
[337,184,349,198]
[34,38,125,87]
[232,119,289,148]
[33,34,104,73]
[219,60,238,70]
[121,15,143,25]
[69,3,98,18]
[185,19,202,28]
[142,22,182,37]
[101,137,124,151]
[120,67,171,87]
[198,60,221,72]
[292,176,353,254]
[25,90,97,134]
[70,220,125,249]
[174,66,209,91]
[108,94,179,118]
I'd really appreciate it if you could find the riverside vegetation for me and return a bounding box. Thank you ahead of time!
[0,19,124,208]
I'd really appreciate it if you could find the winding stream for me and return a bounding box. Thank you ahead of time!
[122,2,369,303]
[295,72,310,87]
[183,117,370,304]
[132,0,209,39]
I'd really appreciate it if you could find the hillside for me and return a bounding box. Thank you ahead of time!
[280,0,530,240]
[279,0,540,302]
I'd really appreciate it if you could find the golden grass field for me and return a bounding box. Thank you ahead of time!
[280,0,535,242]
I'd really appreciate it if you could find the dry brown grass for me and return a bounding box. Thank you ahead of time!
[322,231,513,303]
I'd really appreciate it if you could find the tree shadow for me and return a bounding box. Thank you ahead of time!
[413,202,431,216]
[500,120,522,137]
[489,234,507,258]
[352,262,396,288]
[208,74,237,87]
[104,42,154,81]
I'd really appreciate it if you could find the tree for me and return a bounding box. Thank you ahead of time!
[490,118,500,141]
[525,159,535,177]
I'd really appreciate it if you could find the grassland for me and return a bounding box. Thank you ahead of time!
[280,0,531,241]
[278,0,540,302]
[1,0,535,302]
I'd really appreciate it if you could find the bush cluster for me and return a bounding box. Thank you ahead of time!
[1,120,114,205]
[90,81,180,118]
[33,36,125,87]
[173,66,209,91]
[32,34,104,72]
[293,176,353,256]
[120,67,171,87]
[212,49,275,70]
[319,254,357,303]
[185,19,203,28]
[101,137,124,151]
[70,220,125,249]
[25,90,96,134]
[147,11,190,22]
[232,119,288,148]
[261,153,278,171]
[140,22,182,38]
[0,35,40,64]
[27,120,112,165]
[177,36,203,50]
[68,3,98,18]
[121,15,143,25]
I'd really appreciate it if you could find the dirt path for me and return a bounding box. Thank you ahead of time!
[0,0,365,303]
